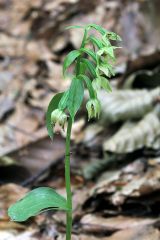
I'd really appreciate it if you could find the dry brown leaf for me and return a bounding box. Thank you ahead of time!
[0,97,15,121]
[85,159,160,211]
[25,41,53,61]
[103,226,160,240]
[79,225,160,239]
[0,229,37,240]
[0,221,26,231]
[80,214,158,234]
[111,165,160,205]
[11,136,65,176]
[0,184,28,220]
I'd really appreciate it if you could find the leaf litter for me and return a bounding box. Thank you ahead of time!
[0,0,160,239]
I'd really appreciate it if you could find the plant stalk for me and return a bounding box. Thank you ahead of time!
[65,116,73,240]
[76,28,87,75]
[65,28,87,240]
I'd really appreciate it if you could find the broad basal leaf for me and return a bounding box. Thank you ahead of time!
[67,77,84,120]
[8,187,68,222]
[46,92,64,140]
[63,50,81,76]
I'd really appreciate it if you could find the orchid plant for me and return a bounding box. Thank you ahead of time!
[8,24,121,240]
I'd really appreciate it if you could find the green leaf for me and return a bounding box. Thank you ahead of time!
[87,24,106,35]
[58,90,69,110]
[100,76,112,92]
[79,62,87,75]
[8,187,68,222]
[81,58,96,77]
[67,77,84,120]
[46,92,64,140]
[63,50,81,76]
[78,74,95,99]
[65,25,84,30]
[89,36,103,49]
[80,48,97,62]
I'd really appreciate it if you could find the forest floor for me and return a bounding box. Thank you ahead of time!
[0,0,160,239]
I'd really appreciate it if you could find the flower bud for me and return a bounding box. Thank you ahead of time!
[86,98,101,120]
[92,78,101,91]
[51,109,67,129]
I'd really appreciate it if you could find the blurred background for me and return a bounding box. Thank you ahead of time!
[0,0,160,239]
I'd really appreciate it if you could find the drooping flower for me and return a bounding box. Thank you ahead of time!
[51,109,68,129]
[86,98,101,120]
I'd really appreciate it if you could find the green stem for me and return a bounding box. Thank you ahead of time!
[76,28,88,75]
[65,116,73,240]
[65,28,88,240]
